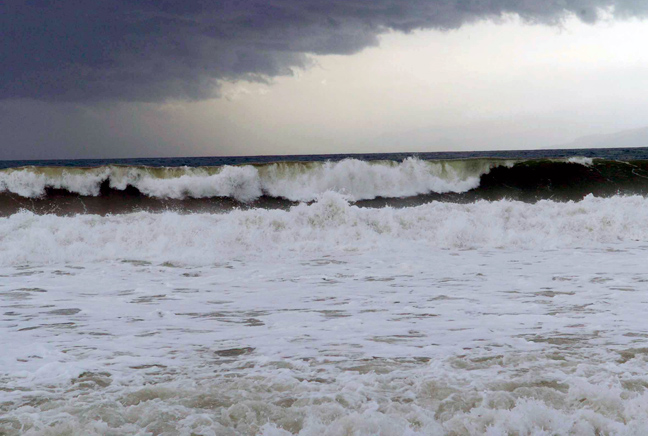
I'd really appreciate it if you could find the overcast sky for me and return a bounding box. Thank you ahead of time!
[2,0,648,160]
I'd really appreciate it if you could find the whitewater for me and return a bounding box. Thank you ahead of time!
[3,151,648,435]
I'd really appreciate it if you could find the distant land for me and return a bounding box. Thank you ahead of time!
[374,121,648,154]
[553,126,648,150]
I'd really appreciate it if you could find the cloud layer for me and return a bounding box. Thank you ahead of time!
[3,0,647,102]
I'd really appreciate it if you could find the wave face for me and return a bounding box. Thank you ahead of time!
[1,193,646,266]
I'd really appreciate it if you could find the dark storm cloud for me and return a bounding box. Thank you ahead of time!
[2,0,647,102]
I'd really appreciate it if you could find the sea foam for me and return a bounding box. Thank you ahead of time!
[0,193,644,266]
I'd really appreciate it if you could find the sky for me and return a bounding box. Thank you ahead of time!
[3,0,648,160]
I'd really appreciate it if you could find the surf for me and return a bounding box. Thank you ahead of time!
[3,155,648,215]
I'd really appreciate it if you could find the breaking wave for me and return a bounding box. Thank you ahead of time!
[1,193,646,266]
[0,157,500,202]
[4,156,648,216]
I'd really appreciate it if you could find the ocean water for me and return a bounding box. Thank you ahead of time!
[3,148,648,435]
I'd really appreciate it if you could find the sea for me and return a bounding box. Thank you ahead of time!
[2,147,648,435]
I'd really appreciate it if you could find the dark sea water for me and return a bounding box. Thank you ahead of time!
[2,146,648,170]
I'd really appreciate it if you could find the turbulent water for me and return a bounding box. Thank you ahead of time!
[3,149,648,435]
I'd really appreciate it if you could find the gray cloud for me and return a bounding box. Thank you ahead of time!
[3,0,647,102]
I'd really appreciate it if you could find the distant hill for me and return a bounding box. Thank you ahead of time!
[555,126,648,149]
[369,123,648,153]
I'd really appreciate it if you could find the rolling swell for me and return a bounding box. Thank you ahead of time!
[2,157,648,215]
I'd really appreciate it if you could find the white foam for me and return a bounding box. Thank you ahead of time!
[3,195,648,434]
[0,166,109,197]
[0,193,646,266]
[257,157,497,201]
[3,231,648,434]
[123,165,263,201]
[567,156,594,166]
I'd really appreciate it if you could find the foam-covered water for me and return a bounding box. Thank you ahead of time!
[3,193,648,434]
[0,193,647,265]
